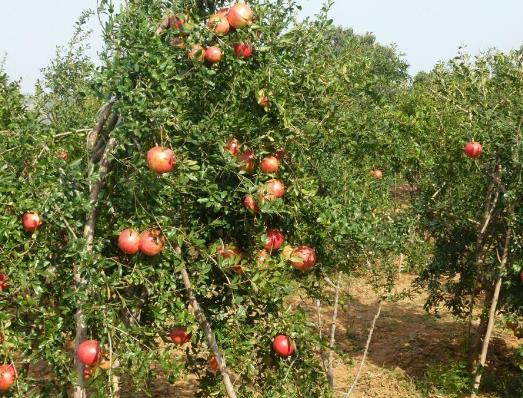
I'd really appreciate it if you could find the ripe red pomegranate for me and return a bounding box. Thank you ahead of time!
[260,156,280,173]
[371,169,383,179]
[264,229,284,251]
[77,340,101,367]
[239,150,256,172]
[224,137,241,156]
[139,230,165,256]
[227,3,254,28]
[208,13,230,35]
[244,195,259,214]
[188,44,205,62]
[273,147,285,160]
[0,274,7,291]
[23,211,43,232]
[464,141,482,158]
[170,327,191,345]
[83,365,93,380]
[208,356,220,371]
[265,179,285,200]
[118,228,141,255]
[204,46,223,63]
[0,364,16,391]
[147,146,176,174]
[273,335,295,358]
[234,42,253,58]
[290,246,317,271]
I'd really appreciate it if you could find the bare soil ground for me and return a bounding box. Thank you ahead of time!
[130,274,521,398]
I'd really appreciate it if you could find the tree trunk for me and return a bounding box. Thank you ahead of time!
[470,227,512,397]
[74,101,118,397]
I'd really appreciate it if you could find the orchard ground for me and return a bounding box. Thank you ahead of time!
[27,274,519,397]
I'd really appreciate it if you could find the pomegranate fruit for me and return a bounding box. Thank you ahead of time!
[239,150,256,172]
[208,13,230,35]
[227,3,254,28]
[188,44,205,62]
[118,228,141,255]
[23,211,42,232]
[371,169,383,179]
[77,340,101,367]
[224,137,241,156]
[0,364,16,391]
[264,229,284,251]
[139,230,165,256]
[170,327,191,345]
[260,156,280,173]
[290,245,317,271]
[244,195,259,214]
[147,146,176,174]
[0,274,7,291]
[204,46,223,63]
[265,179,285,200]
[464,141,482,158]
[234,42,253,58]
[273,335,295,358]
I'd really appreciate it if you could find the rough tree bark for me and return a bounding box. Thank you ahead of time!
[470,226,512,397]
[73,99,119,398]
[179,267,238,398]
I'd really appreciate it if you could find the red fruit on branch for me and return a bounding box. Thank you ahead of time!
[208,356,220,371]
[23,211,43,232]
[83,365,93,380]
[0,274,7,291]
[264,229,284,251]
[227,3,254,28]
[170,327,192,345]
[265,179,285,200]
[0,364,16,391]
[239,150,256,172]
[234,42,253,59]
[139,230,165,256]
[244,195,259,214]
[273,147,285,160]
[464,141,482,159]
[217,244,245,273]
[224,137,241,156]
[147,146,176,174]
[118,228,141,255]
[371,169,383,179]
[290,246,317,271]
[77,340,101,367]
[208,13,230,35]
[204,46,223,63]
[260,156,280,173]
[272,335,295,358]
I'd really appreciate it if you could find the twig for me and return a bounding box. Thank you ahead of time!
[54,128,92,139]
[345,302,382,398]
[179,267,238,398]
[326,271,342,388]
[86,96,117,150]
[470,226,512,397]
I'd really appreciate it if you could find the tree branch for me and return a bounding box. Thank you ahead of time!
[344,302,382,398]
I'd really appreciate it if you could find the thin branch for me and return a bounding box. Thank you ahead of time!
[345,302,382,398]
[86,96,117,151]
[179,267,238,398]
[326,271,342,388]
[470,226,512,397]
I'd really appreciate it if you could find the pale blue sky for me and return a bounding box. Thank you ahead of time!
[1,1,522,93]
